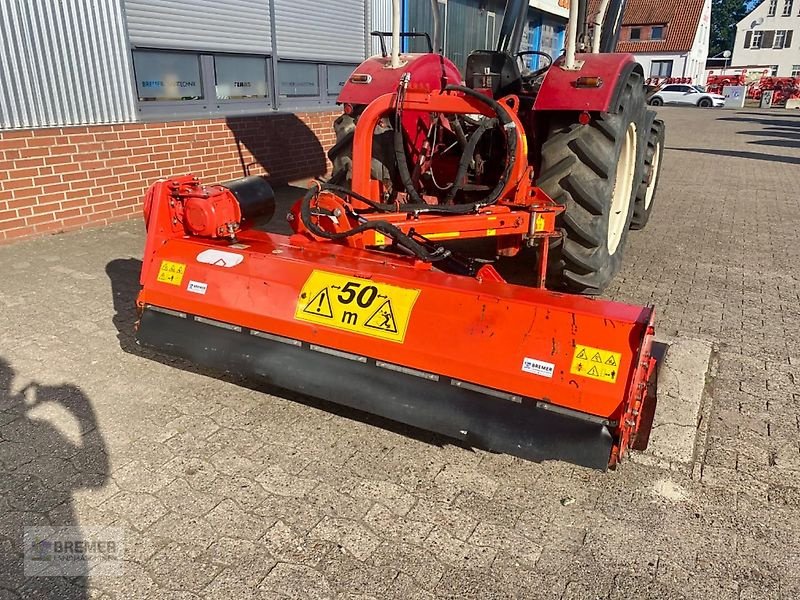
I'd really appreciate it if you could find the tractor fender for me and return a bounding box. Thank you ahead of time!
[534,53,644,113]
[337,53,463,106]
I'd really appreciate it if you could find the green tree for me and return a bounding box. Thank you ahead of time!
[709,0,750,56]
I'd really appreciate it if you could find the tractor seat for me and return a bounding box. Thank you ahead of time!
[465,50,522,98]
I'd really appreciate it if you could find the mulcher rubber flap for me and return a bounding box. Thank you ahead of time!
[137,308,615,470]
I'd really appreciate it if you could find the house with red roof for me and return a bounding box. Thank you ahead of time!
[591,0,712,84]
[731,0,800,78]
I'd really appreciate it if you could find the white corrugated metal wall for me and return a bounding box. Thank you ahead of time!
[0,0,137,129]
[0,0,383,129]
[371,0,393,56]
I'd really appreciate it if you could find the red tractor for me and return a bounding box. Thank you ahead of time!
[323,0,665,294]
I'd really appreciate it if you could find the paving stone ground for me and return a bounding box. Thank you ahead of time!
[1,106,799,599]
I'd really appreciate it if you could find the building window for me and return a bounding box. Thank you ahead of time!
[214,55,269,100]
[751,31,763,48]
[274,61,359,108]
[783,0,793,15]
[775,30,786,47]
[770,65,779,75]
[650,60,673,78]
[769,0,778,16]
[133,50,203,101]
[651,26,664,40]
[326,64,356,98]
[278,62,320,97]
[630,27,641,40]
[792,65,800,76]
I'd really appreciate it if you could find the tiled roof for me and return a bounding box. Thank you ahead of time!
[588,0,706,53]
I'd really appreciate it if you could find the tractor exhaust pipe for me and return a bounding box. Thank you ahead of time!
[391,0,401,67]
[430,0,442,53]
[564,0,580,69]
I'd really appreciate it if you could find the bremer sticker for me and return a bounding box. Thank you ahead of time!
[521,357,555,378]
[187,280,208,295]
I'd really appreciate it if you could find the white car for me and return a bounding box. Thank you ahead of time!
[649,84,725,108]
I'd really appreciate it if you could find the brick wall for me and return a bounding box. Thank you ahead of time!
[0,110,339,243]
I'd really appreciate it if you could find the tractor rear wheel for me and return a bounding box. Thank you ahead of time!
[630,115,665,230]
[537,72,646,295]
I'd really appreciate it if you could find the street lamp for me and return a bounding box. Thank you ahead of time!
[709,50,732,74]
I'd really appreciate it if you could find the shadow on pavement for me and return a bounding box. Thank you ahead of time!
[748,138,800,149]
[667,147,800,165]
[737,129,800,141]
[104,259,462,452]
[0,358,109,599]
[717,115,800,129]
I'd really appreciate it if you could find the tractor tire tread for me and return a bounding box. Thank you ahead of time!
[537,71,646,295]
[630,116,665,230]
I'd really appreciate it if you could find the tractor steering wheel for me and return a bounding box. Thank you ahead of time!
[515,50,553,80]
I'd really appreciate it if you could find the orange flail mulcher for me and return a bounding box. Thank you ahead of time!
[135,86,658,470]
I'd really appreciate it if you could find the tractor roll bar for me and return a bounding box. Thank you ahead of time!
[496,0,528,54]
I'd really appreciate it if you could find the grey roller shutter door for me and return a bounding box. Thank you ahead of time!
[274,0,366,61]
[125,0,272,53]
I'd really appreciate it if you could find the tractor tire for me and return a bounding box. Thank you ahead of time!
[328,113,396,188]
[328,114,356,185]
[537,72,646,295]
[630,115,665,230]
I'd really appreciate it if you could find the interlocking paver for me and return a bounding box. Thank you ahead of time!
[1,106,799,598]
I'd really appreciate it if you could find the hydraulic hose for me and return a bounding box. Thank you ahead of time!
[442,117,496,205]
[392,84,517,215]
[438,84,517,210]
[393,88,427,205]
[299,184,449,263]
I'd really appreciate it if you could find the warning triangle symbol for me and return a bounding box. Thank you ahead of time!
[303,288,333,318]
[605,355,617,366]
[587,365,600,376]
[364,299,398,333]
[591,352,603,363]
[576,349,588,360]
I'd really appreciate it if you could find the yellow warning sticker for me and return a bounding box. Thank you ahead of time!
[534,214,546,232]
[156,260,186,286]
[570,344,622,384]
[295,270,420,343]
